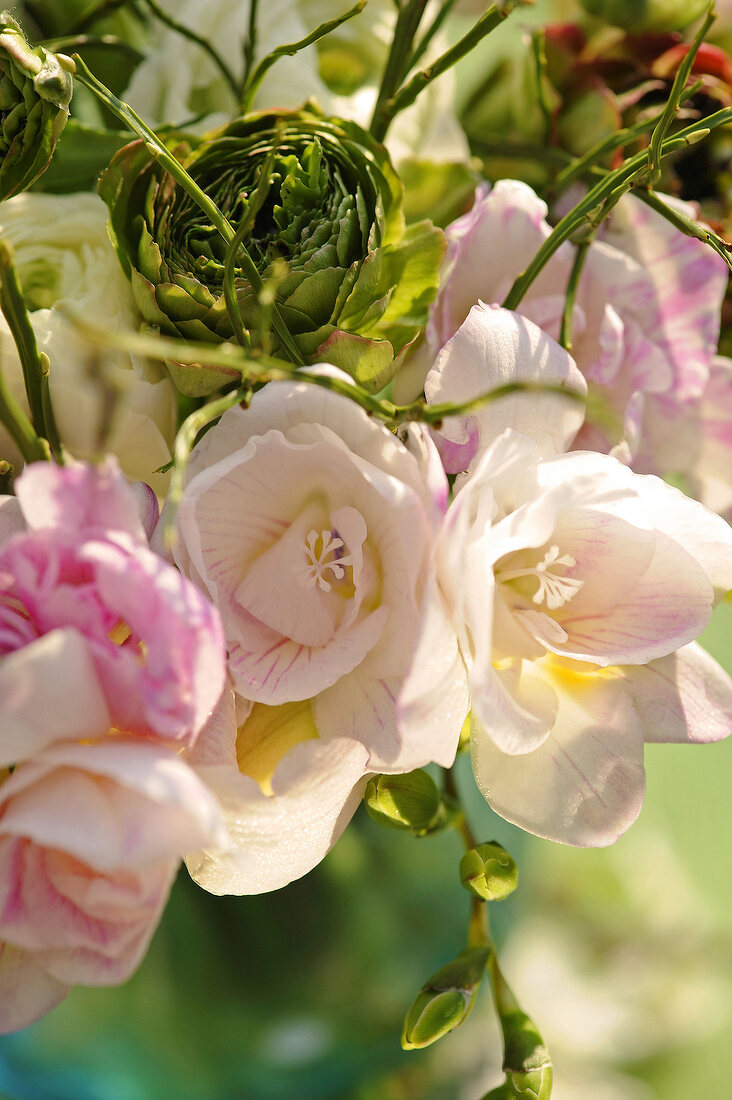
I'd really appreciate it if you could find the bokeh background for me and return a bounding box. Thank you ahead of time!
[0,602,729,1100]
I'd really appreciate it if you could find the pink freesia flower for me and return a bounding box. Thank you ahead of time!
[401,180,728,487]
[0,459,226,745]
[172,374,469,893]
[0,628,230,1032]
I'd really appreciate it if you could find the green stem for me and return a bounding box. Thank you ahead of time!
[559,240,590,355]
[635,186,732,271]
[241,1,366,113]
[242,0,259,88]
[0,241,45,435]
[42,34,145,61]
[140,0,241,103]
[531,28,552,145]
[0,368,48,465]
[71,56,305,366]
[370,0,430,142]
[647,5,715,181]
[408,0,459,72]
[502,110,731,311]
[378,2,522,139]
[39,353,64,464]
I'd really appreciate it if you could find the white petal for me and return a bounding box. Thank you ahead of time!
[426,304,586,468]
[472,659,646,846]
[186,737,369,895]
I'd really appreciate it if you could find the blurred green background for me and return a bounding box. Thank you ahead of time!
[0,603,729,1100]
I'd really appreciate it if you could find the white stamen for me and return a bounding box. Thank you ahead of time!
[497,544,585,611]
[301,529,353,592]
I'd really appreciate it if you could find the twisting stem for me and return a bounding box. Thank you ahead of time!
[139,0,241,103]
[559,239,591,355]
[241,1,366,113]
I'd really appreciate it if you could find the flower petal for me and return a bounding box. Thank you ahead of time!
[0,941,69,1034]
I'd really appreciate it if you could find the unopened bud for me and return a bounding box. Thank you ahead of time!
[460,842,518,902]
[402,946,490,1050]
[484,1009,553,1099]
[364,770,441,833]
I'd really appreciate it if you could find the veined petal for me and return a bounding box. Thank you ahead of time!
[622,642,732,744]
[472,658,646,846]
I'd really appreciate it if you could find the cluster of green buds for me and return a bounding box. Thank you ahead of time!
[99,107,445,396]
[0,11,72,201]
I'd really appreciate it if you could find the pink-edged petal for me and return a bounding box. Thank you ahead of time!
[129,481,160,541]
[0,739,230,870]
[0,941,69,1033]
[0,496,25,548]
[632,472,732,600]
[426,304,586,470]
[186,737,369,895]
[0,837,176,987]
[604,193,727,401]
[472,659,646,846]
[436,180,572,341]
[15,458,147,542]
[622,642,732,744]
[0,628,111,767]
[555,528,713,665]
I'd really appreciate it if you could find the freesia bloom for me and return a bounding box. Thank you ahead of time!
[397,180,728,487]
[0,629,230,1032]
[422,427,732,845]
[0,460,231,1030]
[0,192,175,492]
[0,460,226,744]
[171,375,468,892]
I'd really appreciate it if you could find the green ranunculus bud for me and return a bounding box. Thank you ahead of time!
[460,841,518,902]
[402,946,490,1050]
[0,12,72,201]
[579,0,708,32]
[364,770,441,833]
[99,107,445,396]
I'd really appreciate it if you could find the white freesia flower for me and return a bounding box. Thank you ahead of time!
[0,192,175,492]
[418,425,732,846]
[171,374,468,893]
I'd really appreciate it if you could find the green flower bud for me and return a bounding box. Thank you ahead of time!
[484,1009,553,1099]
[0,12,72,201]
[402,946,490,1050]
[460,842,518,902]
[579,0,708,32]
[99,107,445,396]
[364,770,441,833]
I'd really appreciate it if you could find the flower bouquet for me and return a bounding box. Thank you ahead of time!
[0,0,731,1096]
